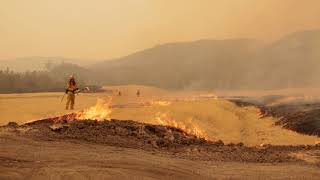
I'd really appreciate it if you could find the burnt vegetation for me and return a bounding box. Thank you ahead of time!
[261,104,320,137]
[231,98,320,137]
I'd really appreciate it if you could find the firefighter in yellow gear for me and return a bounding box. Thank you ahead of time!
[65,75,78,110]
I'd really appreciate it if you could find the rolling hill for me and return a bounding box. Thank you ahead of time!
[92,39,263,89]
[91,30,320,90]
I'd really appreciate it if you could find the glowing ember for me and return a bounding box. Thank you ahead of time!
[151,100,172,106]
[76,98,112,120]
[154,112,208,140]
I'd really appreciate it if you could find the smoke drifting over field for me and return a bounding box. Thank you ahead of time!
[87,30,320,91]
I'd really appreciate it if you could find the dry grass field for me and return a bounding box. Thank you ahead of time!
[0,85,168,125]
[1,85,319,146]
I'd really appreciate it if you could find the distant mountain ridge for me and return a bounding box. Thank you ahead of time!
[90,30,320,90]
[91,38,263,89]
[2,30,320,90]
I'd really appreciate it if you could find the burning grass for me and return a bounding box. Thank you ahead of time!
[2,95,320,164]
[47,97,320,146]
[49,98,113,122]
[154,112,209,140]
[52,97,210,140]
[76,98,112,120]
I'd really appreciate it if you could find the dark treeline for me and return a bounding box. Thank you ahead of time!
[0,63,97,93]
[0,68,63,93]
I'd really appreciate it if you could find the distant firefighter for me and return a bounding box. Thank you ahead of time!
[136,89,140,97]
[118,91,122,96]
[65,75,79,110]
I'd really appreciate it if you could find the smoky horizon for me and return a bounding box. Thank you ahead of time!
[1,0,320,59]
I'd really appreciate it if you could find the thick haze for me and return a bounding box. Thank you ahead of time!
[1,0,320,59]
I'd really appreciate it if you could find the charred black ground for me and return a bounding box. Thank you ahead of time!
[231,98,320,137]
[261,104,320,136]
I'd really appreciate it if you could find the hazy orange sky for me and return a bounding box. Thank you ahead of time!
[1,0,319,60]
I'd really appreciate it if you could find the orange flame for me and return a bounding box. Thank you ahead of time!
[154,112,208,140]
[76,98,112,120]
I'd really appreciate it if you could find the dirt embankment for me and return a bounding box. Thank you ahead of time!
[2,117,320,164]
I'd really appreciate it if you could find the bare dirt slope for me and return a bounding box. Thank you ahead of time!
[2,135,319,180]
[1,119,320,180]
